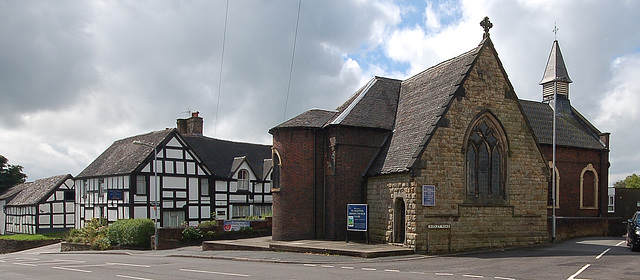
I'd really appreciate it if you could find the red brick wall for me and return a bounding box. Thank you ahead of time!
[322,127,389,239]
[541,145,608,217]
[271,129,318,240]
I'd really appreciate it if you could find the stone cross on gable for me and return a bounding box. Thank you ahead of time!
[480,16,493,38]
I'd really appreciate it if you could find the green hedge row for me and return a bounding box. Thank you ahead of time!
[107,219,155,247]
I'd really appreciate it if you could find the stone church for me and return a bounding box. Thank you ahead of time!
[269,18,609,252]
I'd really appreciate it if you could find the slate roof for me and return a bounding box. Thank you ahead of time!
[272,76,401,131]
[520,99,606,150]
[0,183,29,201]
[6,174,72,206]
[76,129,175,178]
[183,135,272,180]
[368,42,483,175]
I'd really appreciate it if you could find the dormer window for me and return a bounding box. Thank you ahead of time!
[238,169,250,191]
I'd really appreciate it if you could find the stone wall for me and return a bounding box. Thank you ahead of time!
[0,239,60,254]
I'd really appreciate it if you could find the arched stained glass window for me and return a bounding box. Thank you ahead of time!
[465,113,507,203]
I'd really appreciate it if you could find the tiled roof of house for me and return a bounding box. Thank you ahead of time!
[0,183,29,200]
[6,174,72,206]
[368,42,483,175]
[520,99,606,150]
[272,109,337,130]
[76,129,174,178]
[183,135,272,180]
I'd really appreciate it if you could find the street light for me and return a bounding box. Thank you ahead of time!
[133,140,159,249]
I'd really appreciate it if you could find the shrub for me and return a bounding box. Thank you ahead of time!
[92,236,111,250]
[107,219,155,247]
[181,227,203,242]
[197,220,217,228]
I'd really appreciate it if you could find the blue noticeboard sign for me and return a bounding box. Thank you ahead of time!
[422,185,435,206]
[107,189,123,200]
[347,204,368,232]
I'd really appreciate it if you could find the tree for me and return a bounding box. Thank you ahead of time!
[0,155,27,194]
[613,173,640,189]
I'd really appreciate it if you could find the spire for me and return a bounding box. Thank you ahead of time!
[540,40,572,84]
[540,40,572,101]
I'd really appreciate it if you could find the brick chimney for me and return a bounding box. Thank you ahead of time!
[177,111,203,135]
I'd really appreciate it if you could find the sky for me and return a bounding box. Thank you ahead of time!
[1,0,639,186]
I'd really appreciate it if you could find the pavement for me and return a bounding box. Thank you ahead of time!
[19,237,426,265]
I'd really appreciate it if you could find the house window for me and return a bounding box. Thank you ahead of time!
[232,205,250,218]
[465,113,507,203]
[98,178,106,196]
[608,195,615,213]
[201,178,209,196]
[238,169,250,191]
[136,175,147,195]
[64,190,75,201]
[580,164,599,209]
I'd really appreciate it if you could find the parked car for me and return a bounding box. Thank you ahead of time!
[627,211,640,251]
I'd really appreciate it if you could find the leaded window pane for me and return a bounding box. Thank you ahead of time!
[478,144,489,197]
[491,147,501,197]
[467,144,477,196]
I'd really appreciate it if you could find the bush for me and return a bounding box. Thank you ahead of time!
[107,219,155,247]
[66,218,108,244]
[181,227,203,242]
[197,220,217,228]
[92,236,111,250]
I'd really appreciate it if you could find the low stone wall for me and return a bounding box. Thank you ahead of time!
[0,239,60,254]
[60,242,93,252]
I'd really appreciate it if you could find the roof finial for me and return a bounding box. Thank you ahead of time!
[553,22,559,41]
[480,16,493,38]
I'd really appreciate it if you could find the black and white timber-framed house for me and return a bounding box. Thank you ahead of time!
[1,174,75,234]
[74,112,272,228]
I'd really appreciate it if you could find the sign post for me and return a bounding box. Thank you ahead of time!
[346,204,368,243]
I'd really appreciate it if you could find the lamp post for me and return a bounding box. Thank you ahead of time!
[133,140,159,249]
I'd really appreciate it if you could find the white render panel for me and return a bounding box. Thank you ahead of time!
[123,207,130,219]
[229,182,238,192]
[197,166,205,175]
[163,201,174,208]
[65,202,74,210]
[215,201,227,206]
[176,201,186,209]
[66,214,73,223]
[85,209,94,220]
[200,206,210,219]
[165,161,174,173]
[229,195,245,203]
[215,194,227,200]
[142,163,151,173]
[215,181,227,191]
[108,209,117,221]
[164,177,186,189]
[39,204,50,213]
[264,196,273,203]
[134,195,147,202]
[189,181,198,200]
[39,215,50,225]
[163,191,174,198]
[189,206,198,218]
[47,195,54,202]
[176,162,185,174]
[134,207,147,219]
[53,203,64,213]
[166,137,182,147]
[175,191,187,198]
[165,149,183,159]
[187,162,196,174]
[53,214,64,224]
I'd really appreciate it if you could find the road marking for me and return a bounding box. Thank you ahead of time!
[116,275,154,280]
[14,262,37,267]
[436,272,454,276]
[107,262,151,268]
[321,265,334,268]
[567,264,590,280]
[384,269,400,272]
[52,266,92,273]
[361,268,376,271]
[495,277,516,280]
[615,241,625,247]
[463,275,484,278]
[180,268,250,277]
[595,248,610,259]
[341,266,354,269]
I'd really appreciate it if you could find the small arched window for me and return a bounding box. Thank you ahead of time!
[238,169,250,191]
[271,149,281,191]
[465,113,507,204]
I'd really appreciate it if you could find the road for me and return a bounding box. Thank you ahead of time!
[0,237,637,279]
